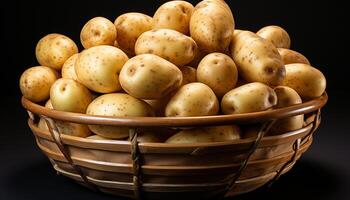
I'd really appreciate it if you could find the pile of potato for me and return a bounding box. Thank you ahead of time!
[20,0,326,143]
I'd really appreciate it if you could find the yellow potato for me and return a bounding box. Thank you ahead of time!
[87,135,111,140]
[80,17,117,49]
[129,132,164,143]
[114,13,153,55]
[166,125,241,143]
[179,66,197,86]
[45,99,53,109]
[153,1,194,35]
[197,53,238,98]
[221,82,277,114]
[188,49,207,68]
[269,86,304,135]
[19,66,59,102]
[37,99,54,131]
[190,0,235,52]
[230,31,285,86]
[278,48,310,65]
[135,29,197,66]
[55,121,92,137]
[165,82,219,117]
[61,53,79,81]
[50,78,93,113]
[36,33,78,70]
[75,45,129,93]
[145,94,173,117]
[119,54,182,99]
[257,25,291,49]
[283,63,326,99]
[86,93,154,139]
[38,99,91,137]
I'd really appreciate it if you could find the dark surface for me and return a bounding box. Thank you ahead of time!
[1,0,350,199]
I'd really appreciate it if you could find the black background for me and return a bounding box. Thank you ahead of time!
[1,0,349,199]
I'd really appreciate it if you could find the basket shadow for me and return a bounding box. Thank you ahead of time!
[228,158,341,200]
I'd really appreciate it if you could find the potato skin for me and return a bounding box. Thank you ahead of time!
[257,26,291,49]
[50,78,93,113]
[278,48,310,65]
[165,82,219,117]
[75,45,128,93]
[129,132,165,143]
[87,135,111,140]
[114,13,153,55]
[135,29,197,66]
[61,53,79,81]
[179,66,197,86]
[230,31,285,86]
[55,121,92,137]
[166,125,241,143]
[190,0,235,53]
[197,53,238,98]
[153,1,194,35]
[38,99,91,137]
[221,82,277,114]
[20,66,58,102]
[86,93,154,139]
[269,86,304,135]
[120,54,183,99]
[80,17,117,49]
[283,63,326,99]
[36,34,78,70]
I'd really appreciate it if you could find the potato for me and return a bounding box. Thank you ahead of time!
[257,25,291,49]
[45,99,53,109]
[230,31,285,86]
[129,132,164,143]
[283,63,326,99]
[269,86,304,135]
[55,121,92,137]
[114,13,153,55]
[221,82,277,114]
[166,125,241,143]
[36,34,78,70]
[197,53,238,98]
[278,48,310,65]
[87,135,110,140]
[75,45,129,93]
[153,1,194,35]
[61,53,79,81]
[80,17,117,49]
[135,29,197,66]
[165,82,219,117]
[50,78,93,113]
[19,66,58,102]
[86,93,154,139]
[188,49,207,68]
[190,0,235,52]
[145,95,173,117]
[119,54,182,99]
[37,99,54,131]
[38,99,91,137]
[39,119,91,138]
[179,66,197,86]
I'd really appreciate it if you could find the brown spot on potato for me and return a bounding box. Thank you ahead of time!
[265,67,274,74]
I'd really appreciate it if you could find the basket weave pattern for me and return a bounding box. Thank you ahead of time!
[22,93,327,199]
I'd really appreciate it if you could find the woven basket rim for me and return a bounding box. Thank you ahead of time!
[21,92,328,127]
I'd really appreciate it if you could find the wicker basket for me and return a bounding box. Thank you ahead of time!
[21,93,328,199]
